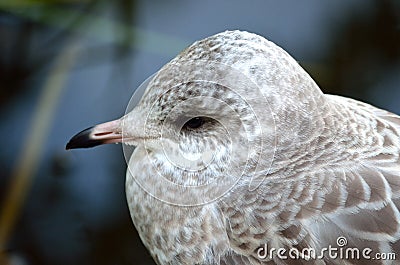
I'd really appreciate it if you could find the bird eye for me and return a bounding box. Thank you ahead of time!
[183,117,205,130]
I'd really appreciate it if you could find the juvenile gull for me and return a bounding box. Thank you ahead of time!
[67,30,400,264]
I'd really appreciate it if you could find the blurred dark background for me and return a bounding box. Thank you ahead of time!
[0,0,399,264]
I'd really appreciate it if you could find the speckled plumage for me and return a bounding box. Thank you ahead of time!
[123,31,400,264]
[72,30,400,264]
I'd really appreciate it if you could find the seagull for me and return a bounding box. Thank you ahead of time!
[66,30,400,264]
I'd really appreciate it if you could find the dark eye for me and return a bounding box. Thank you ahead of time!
[183,117,205,129]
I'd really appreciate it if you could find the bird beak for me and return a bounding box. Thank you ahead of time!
[66,119,122,150]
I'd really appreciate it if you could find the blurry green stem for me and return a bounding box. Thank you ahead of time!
[0,41,80,257]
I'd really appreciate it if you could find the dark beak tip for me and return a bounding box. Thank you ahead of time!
[66,126,104,150]
[65,141,76,150]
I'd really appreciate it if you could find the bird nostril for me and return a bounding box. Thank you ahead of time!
[94,132,113,136]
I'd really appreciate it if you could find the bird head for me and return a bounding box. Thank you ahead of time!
[66,30,326,204]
